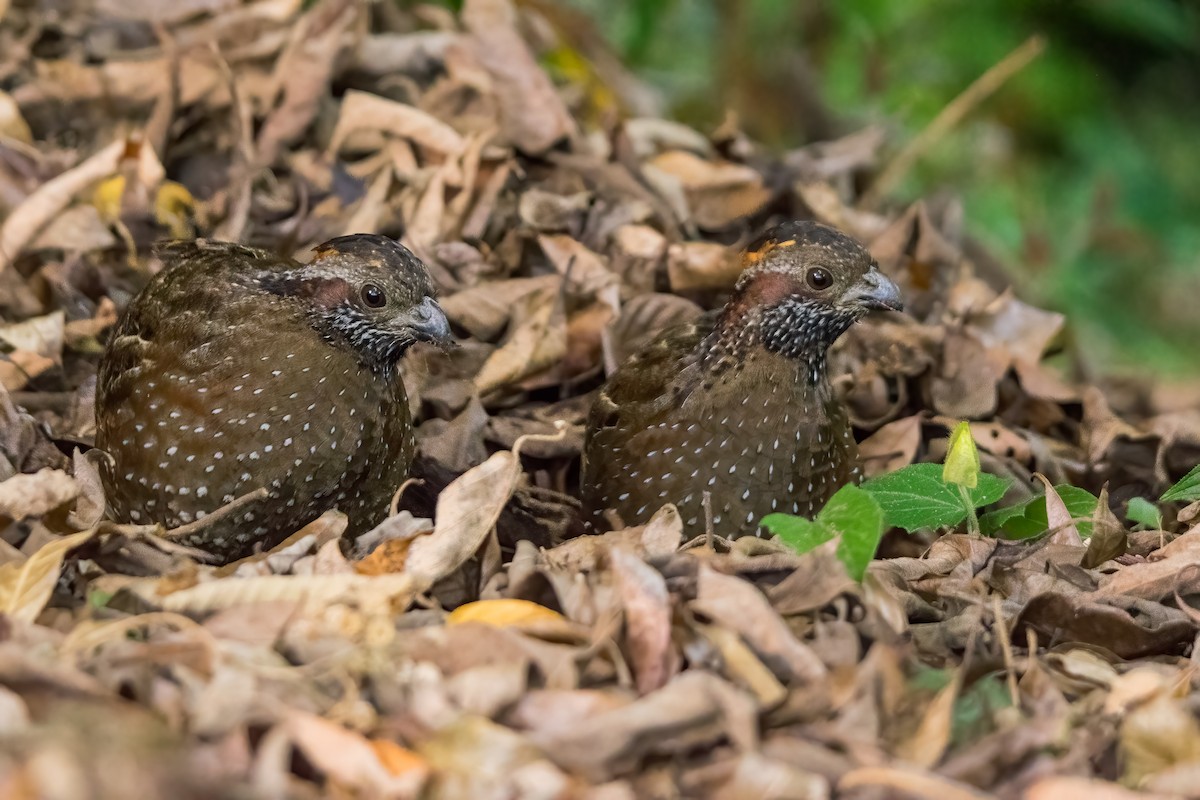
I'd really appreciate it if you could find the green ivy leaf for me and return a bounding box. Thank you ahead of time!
[761,513,833,554]
[1161,465,1200,504]
[824,485,885,582]
[762,484,885,582]
[860,463,1010,532]
[1126,496,1163,529]
[979,485,1099,540]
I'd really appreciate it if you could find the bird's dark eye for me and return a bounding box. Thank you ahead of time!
[361,283,386,308]
[806,268,832,291]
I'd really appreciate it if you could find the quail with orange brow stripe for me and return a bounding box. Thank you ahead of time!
[95,234,452,562]
[581,221,903,537]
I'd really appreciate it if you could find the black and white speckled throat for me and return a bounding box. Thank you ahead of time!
[760,299,861,360]
[320,303,412,378]
[702,298,863,385]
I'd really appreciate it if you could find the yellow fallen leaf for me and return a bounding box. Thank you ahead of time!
[154,180,196,239]
[446,598,565,627]
[93,174,127,223]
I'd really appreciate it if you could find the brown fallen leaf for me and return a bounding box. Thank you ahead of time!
[461,0,575,154]
[692,565,827,684]
[610,547,674,694]
[528,671,758,782]
[858,414,923,477]
[256,0,358,165]
[1082,487,1128,568]
[894,668,960,767]
[473,286,567,394]
[405,428,564,587]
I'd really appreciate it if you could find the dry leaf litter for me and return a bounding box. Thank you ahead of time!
[2,0,1200,797]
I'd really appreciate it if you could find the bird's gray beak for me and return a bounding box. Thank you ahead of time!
[408,296,453,344]
[851,267,904,312]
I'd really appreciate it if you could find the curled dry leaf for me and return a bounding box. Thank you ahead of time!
[695,623,787,709]
[256,0,359,165]
[894,669,960,768]
[1120,689,1200,787]
[441,276,560,341]
[538,234,619,297]
[419,716,553,798]
[528,670,758,782]
[0,311,65,366]
[1035,474,1084,546]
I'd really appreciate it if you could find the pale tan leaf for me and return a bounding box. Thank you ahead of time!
[1034,473,1083,546]
[159,573,418,614]
[328,89,467,155]
[404,450,521,585]
[0,529,94,622]
[0,468,80,519]
[666,241,740,291]
[0,90,32,144]
[447,598,564,627]
[0,311,65,365]
[0,138,126,273]
[894,669,960,767]
[473,287,567,394]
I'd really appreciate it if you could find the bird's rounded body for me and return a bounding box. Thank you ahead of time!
[96,236,449,560]
[582,221,901,537]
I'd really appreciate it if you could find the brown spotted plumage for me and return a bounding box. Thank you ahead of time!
[581,221,903,537]
[96,234,451,561]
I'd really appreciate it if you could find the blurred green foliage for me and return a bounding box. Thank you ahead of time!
[559,0,1200,376]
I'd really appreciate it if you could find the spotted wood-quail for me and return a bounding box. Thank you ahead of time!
[96,234,451,561]
[581,221,902,537]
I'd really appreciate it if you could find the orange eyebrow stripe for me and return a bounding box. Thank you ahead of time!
[743,238,797,265]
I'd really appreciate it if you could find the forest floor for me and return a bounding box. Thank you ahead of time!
[2,0,1200,798]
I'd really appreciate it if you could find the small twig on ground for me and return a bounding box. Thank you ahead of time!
[161,486,269,543]
[702,490,714,550]
[992,594,1019,707]
[861,34,1045,209]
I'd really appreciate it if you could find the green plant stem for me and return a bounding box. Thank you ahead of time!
[958,484,981,537]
